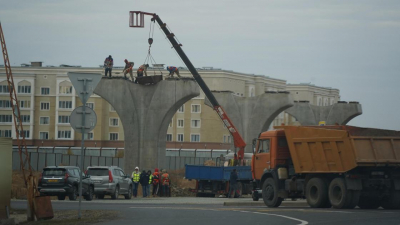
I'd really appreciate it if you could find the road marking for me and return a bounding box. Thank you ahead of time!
[129,206,309,225]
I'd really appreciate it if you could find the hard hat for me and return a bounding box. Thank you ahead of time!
[135,167,139,170]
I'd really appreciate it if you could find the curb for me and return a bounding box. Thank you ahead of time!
[223,200,309,207]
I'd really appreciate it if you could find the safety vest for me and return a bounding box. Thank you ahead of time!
[162,173,170,186]
[152,172,160,185]
[168,66,177,72]
[138,65,146,73]
[132,172,141,182]
[149,174,153,184]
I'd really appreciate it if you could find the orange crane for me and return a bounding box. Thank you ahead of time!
[1,22,37,221]
[129,11,247,160]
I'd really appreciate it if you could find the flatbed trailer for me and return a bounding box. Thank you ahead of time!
[252,125,400,209]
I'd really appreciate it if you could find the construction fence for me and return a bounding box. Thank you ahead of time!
[12,147,231,172]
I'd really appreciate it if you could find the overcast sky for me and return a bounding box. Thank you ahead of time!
[1,0,399,130]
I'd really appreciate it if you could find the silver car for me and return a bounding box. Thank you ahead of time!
[86,166,132,199]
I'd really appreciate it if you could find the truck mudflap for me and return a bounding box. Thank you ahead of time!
[345,177,362,190]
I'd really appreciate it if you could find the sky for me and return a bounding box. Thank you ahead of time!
[0,0,399,130]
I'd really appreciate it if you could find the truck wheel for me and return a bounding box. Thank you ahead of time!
[328,178,354,209]
[69,186,78,201]
[262,178,282,208]
[85,186,94,201]
[381,191,400,210]
[124,186,132,199]
[252,191,259,201]
[357,195,380,209]
[306,177,329,208]
[111,186,119,199]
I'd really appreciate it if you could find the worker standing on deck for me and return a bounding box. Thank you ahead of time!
[152,168,160,197]
[166,66,181,78]
[228,169,238,198]
[104,55,113,78]
[131,167,141,198]
[135,64,149,83]
[162,170,170,197]
[123,59,134,81]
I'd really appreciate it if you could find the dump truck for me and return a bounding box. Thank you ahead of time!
[251,125,400,209]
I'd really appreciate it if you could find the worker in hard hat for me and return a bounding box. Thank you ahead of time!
[166,66,181,79]
[135,64,149,83]
[131,167,141,198]
[123,59,134,81]
[104,55,113,78]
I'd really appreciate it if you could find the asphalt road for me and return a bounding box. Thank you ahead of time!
[11,198,400,225]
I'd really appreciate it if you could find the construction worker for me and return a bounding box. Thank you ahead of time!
[152,168,160,197]
[147,170,153,198]
[123,59,134,81]
[140,170,150,197]
[228,169,238,198]
[162,170,170,197]
[104,55,113,78]
[166,66,181,78]
[135,64,149,83]
[131,167,141,198]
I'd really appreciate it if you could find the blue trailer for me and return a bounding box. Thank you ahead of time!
[185,164,253,197]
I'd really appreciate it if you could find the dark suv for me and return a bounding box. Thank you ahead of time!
[38,166,94,201]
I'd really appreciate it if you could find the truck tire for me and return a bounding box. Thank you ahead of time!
[381,190,400,210]
[306,177,330,208]
[69,186,78,201]
[111,186,119,199]
[328,178,357,209]
[262,178,282,208]
[357,195,380,209]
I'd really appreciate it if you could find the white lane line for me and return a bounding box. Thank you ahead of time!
[128,207,308,225]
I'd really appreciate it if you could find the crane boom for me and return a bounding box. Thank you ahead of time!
[129,11,246,159]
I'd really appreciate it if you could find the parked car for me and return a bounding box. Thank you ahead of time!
[86,166,132,199]
[38,166,94,201]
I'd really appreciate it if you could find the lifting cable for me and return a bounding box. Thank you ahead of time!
[143,19,163,76]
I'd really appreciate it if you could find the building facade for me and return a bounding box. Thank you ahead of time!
[0,64,340,149]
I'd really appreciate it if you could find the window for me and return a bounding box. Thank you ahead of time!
[109,118,119,126]
[166,134,172,141]
[86,102,94,109]
[0,115,12,122]
[19,130,30,138]
[41,87,50,95]
[177,134,184,142]
[0,85,9,93]
[39,132,49,140]
[19,100,31,108]
[110,105,116,112]
[109,133,118,140]
[177,105,184,113]
[0,100,11,108]
[40,102,50,110]
[58,130,71,139]
[190,134,200,142]
[40,117,49,125]
[0,130,12,137]
[18,85,31,93]
[191,119,201,128]
[223,135,232,143]
[21,115,30,123]
[191,104,201,113]
[257,139,270,153]
[58,115,70,124]
[177,119,184,128]
[59,86,72,94]
[59,101,72,109]
[84,132,94,140]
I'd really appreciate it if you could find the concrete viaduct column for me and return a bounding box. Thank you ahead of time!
[205,92,294,153]
[285,101,362,126]
[94,78,199,174]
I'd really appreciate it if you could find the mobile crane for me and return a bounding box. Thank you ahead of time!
[129,11,247,160]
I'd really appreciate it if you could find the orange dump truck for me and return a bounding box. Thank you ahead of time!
[251,125,400,209]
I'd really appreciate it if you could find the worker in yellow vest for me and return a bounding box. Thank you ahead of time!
[131,167,141,198]
[147,170,153,198]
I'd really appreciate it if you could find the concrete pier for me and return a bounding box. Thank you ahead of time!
[205,92,294,152]
[285,101,362,125]
[94,78,199,173]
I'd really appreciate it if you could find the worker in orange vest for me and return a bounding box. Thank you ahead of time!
[135,64,149,83]
[123,59,134,81]
[161,170,170,197]
[152,168,160,197]
[166,66,181,79]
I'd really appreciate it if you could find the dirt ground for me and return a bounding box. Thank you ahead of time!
[10,209,119,225]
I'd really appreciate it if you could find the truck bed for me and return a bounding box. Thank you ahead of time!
[185,165,252,181]
[277,126,400,173]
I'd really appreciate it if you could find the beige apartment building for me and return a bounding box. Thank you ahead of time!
[0,63,340,148]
